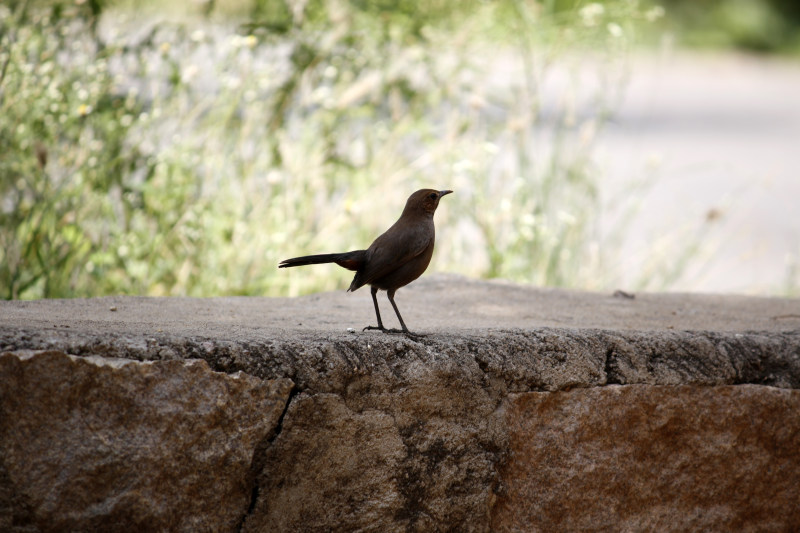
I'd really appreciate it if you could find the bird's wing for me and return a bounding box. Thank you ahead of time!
[348,222,433,291]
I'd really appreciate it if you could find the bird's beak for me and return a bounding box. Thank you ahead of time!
[439,190,453,197]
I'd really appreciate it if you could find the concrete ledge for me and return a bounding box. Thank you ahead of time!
[1,277,799,531]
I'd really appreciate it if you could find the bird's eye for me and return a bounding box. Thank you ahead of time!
[429,192,437,199]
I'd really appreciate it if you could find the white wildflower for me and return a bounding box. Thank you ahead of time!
[579,3,604,27]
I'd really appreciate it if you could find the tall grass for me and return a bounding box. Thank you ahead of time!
[1,0,665,299]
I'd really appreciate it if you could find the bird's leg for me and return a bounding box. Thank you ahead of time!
[363,286,387,332]
[386,289,414,335]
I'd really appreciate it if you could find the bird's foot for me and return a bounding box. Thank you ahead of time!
[363,325,424,339]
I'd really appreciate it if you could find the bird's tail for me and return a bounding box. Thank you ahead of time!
[278,250,366,272]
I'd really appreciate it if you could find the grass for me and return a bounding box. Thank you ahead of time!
[1,0,731,300]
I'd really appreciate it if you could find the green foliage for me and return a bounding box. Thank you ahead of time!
[658,0,800,53]
[0,4,147,298]
[1,0,675,299]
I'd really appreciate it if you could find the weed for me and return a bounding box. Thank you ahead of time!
[1,0,664,298]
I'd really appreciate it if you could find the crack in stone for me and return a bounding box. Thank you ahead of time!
[603,344,621,385]
[236,382,299,533]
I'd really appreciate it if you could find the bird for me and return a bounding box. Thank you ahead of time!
[279,188,453,334]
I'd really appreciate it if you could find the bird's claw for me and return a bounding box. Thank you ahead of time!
[362,325,423,339]
[362,325,403,334]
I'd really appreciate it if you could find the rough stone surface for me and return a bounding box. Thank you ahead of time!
[492,384,800,532]
[244,365,506,532]
[0,278,799,531]
[0,350,293,532]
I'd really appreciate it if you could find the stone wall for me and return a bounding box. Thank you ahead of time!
[1,286,799,531]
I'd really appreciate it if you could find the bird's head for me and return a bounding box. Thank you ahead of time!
[404,189,453,216]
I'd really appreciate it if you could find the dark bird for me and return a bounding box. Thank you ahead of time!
[279,189,453,334]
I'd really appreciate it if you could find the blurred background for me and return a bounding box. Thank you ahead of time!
[1,0,798,300]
